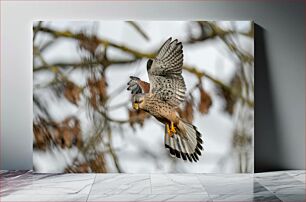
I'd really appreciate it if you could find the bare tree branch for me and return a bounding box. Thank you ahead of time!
[127,21,150,41]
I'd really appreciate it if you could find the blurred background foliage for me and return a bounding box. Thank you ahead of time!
[33,21,254,173]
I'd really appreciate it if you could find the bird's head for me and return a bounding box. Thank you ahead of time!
[133,94,145,110]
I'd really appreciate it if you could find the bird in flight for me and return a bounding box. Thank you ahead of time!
[127,37,203,162]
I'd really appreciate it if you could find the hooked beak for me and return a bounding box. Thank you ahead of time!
[133,103,139,110]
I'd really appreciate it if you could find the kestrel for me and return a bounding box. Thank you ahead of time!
[127,37,203,162]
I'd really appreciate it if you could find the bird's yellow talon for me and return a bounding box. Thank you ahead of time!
[166,123,175,137]
[166,123,172,136]
[170,122,176,134]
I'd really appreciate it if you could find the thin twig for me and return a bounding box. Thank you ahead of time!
[34,59,138,72]
[127,21,150,41]
[35,26,155,58]
[183,65,254,107]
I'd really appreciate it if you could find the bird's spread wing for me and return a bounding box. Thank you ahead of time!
[127,76,150,95]
[147,38,186,107]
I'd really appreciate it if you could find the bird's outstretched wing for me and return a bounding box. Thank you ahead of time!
[127,76,150,95]
[147,37,186,107]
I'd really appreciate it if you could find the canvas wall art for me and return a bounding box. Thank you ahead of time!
[33,21,254,173]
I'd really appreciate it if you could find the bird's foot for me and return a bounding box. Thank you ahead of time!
[170,122,176,134]
[166,123,173,137]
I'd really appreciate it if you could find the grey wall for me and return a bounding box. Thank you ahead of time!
[1,0,304,172]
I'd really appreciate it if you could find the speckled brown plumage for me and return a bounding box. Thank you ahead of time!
[128,37,203,162]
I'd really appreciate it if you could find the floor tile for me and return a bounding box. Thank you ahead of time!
[0,194,88,201]
[1,173,52,196]
[0,170,31,177]
[88,194,211,201]
[253,194,282,201]
[198,174,254,195]
[1,173,95,195]
[0,170,8,174]
[151,174,207,195]
[210,194,281,201]
[256,173,305,195]
[253,181,274,194]
[90,174,151,195]
[1,170,306,202]
[275,194,306,202]
[286,170,305,183]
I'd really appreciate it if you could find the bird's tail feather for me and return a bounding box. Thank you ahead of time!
[164,120,203,162]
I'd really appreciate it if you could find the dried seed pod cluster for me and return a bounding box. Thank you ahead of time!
[33,116,83,150]
[87,76,108,109]
[78,33,100,55]
[128,109,149,129]
[64,153,107,173]
[64,81,81,105]
[198,87,212,114]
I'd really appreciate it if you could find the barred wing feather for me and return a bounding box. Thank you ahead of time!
[147,37,186,107]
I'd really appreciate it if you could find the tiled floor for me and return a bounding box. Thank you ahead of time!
[0,170,305,201]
